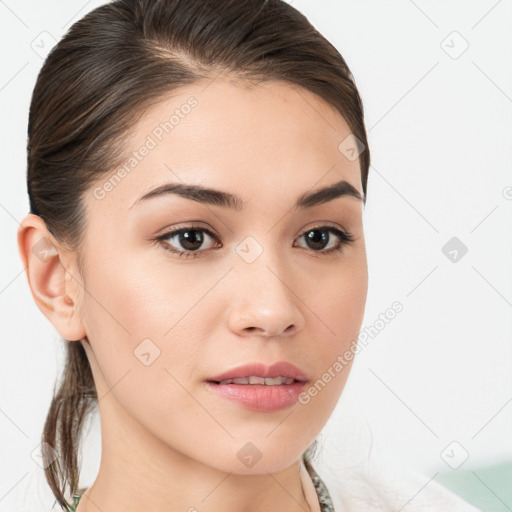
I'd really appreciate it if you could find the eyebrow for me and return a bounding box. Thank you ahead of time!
[131,179,365,210]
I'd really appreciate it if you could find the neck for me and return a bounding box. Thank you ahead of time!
[74,394,320,512]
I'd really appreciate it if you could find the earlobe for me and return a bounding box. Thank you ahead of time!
[17,214,87,342]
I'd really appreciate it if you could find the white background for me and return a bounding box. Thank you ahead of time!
[1,1,511,511]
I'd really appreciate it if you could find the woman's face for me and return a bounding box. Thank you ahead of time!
[72,78,367,474]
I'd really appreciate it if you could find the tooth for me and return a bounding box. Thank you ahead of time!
[217,376,296,385]
[264,377,283,385]
[231,377,250,384]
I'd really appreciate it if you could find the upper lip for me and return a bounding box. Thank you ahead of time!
[207,361,309,383]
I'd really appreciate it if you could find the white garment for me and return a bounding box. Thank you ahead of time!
[306,389,482,511]
[318,462,481,512]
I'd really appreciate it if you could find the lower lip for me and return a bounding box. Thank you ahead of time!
[205,381,308,412]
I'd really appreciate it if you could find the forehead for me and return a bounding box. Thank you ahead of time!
[87,77,362,214]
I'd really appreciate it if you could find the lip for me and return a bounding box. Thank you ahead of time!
[205,361,310,412]
[206,361,310,383]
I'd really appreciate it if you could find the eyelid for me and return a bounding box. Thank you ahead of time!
[298,220,349,236]
[152,220,215,238]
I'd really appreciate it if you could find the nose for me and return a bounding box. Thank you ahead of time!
[226,256,306,339]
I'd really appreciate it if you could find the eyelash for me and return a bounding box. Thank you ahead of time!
[152,224,355,259]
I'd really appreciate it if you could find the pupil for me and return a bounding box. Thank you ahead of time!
[306,229,328,250]
[180,230,203,250]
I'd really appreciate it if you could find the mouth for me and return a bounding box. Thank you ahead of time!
[204,362,310,412]
[206,361,310,385]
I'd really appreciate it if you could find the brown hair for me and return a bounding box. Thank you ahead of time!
[27,0,370,509]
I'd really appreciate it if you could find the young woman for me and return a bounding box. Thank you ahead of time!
[17,1,480,511]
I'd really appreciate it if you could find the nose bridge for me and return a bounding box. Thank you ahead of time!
[227,234,305,337]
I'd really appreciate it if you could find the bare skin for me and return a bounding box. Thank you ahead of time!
[18,77,368,512]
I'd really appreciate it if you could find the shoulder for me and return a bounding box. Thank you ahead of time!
[323,463,481,512]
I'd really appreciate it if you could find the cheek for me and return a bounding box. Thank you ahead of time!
[79,246,221,380]
[290,253,367,408]
[306,254,368,346]
[79,253,208,424]
[82,239,176,335]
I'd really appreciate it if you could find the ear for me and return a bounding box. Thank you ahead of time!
[17,213,86,342]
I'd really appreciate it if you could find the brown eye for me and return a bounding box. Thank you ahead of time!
[295,226,354,255]
[156,227,221,258]
[304,229,330,250]
[174,229,206,251]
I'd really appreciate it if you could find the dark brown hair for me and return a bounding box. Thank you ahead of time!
[27,0,370,509]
